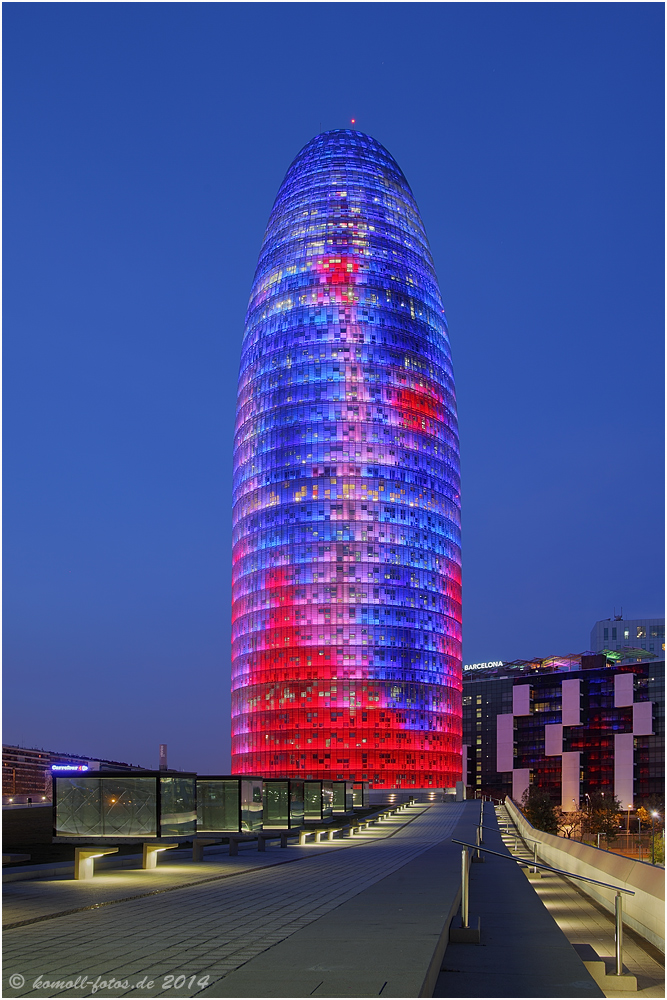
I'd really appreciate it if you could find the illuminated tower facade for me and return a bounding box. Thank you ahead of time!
[232,130,461,787]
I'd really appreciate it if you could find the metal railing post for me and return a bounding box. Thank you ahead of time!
[461,847,469,928]
[533,842,538,874]
[615,892,623,976]
[479,801,484,844]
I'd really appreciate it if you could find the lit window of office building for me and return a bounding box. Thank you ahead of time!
[231,131,462,787]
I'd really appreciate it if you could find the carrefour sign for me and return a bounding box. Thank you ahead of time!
[51,764,89,771]
[463,661,504,672]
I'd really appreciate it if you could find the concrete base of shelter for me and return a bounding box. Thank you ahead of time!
[449,914,481,943]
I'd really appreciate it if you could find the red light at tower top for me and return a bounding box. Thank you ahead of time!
[351,118,356,124]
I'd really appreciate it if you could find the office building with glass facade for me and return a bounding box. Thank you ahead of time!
[462,654,664,809]
[590,617,665,658]
[231,130,462,787]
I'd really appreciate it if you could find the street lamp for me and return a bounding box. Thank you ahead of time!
[651,811,660,865]
[584,793,591,843]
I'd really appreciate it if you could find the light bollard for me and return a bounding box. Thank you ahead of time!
[615,892,623,976]
[461,848,469,929]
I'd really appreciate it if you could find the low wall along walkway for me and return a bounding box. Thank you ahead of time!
[505,797,665,953]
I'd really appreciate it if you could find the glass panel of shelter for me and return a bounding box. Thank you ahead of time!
[304,780,323,821]
[289,780,304,827]
[53,776,159,838]
[196,779,240,832]
[263,781,289,828]
[332,780,354,814]
[159,776,196,836]
[241,778,263,832]
[321,780,334,820]
[54,776,103,837]
[104,777,157,836]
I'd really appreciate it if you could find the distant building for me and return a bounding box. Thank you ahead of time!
[2,745,146,804]
[590,616,665,658]
[462,653,664,810]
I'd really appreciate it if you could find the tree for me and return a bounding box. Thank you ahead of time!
[637,794,665,815]
[521,786,558,834]
[556,807,584,839]
[636,806,651,827]
[587,791,622,843]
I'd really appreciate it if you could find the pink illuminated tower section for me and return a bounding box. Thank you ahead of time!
[231,131,462,787]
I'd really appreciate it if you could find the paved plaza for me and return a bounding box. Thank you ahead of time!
[3,801,663,998]
[4,804,465,998]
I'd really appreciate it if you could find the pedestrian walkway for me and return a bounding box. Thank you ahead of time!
[5,800,649,998]
[4,803,464,998]
[495,803,665,998]
[432,806,606,999]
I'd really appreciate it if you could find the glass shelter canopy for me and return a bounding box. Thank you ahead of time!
[53,773,196,839]
[231,130,462,788]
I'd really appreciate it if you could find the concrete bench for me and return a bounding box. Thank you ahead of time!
[298,828,329,845]
[142,840,179,869]
[257,831,298,851]
[192,838,223,862]
[228,834,258,856]
[74,846,118,880]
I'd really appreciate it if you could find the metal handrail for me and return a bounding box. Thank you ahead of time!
[453,838,634,976]
[451,840,635,894]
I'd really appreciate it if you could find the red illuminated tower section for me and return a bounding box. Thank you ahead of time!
[232,130,462,787]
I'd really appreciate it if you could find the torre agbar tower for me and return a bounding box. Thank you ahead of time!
[231,131,462,787]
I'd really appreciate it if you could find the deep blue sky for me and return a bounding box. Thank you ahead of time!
[4,3,664,772]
